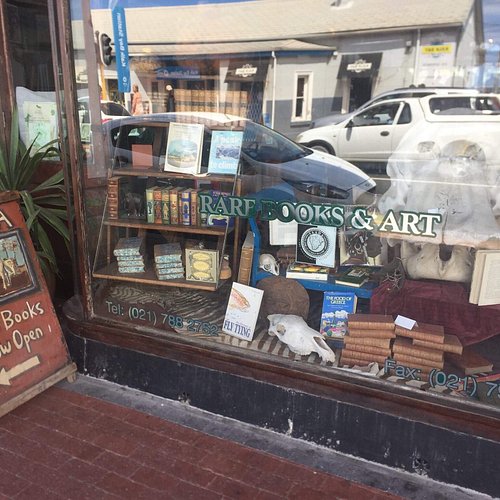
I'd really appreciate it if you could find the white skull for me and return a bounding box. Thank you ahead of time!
[259,254,279,275]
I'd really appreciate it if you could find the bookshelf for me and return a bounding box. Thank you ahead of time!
[93,168,242,290]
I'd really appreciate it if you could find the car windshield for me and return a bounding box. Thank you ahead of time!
[239,121,310,163]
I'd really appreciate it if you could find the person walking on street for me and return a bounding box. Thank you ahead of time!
[132,84,144,115]
[165,84,176,112]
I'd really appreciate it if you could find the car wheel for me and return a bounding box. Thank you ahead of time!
[309,142,335,155]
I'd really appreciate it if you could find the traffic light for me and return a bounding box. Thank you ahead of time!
[99,33,113,66]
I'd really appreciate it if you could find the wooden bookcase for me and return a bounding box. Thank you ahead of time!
[92,167,242,291]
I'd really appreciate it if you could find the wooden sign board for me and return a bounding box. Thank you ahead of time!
[0,192,76,417]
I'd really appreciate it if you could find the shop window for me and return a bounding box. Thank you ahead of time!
[292,73,312,122]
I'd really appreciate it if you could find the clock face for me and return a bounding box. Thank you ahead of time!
[299,228,329,258]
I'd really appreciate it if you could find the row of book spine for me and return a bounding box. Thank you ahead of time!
[146,186,204,226]
[107,177,120,219]
[173,89,248,117]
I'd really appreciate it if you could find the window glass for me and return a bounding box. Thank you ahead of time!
[68,0,500,412]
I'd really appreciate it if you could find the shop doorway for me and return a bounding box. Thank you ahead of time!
[349,77,373,111]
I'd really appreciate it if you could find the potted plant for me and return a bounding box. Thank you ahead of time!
[0,110,70,291]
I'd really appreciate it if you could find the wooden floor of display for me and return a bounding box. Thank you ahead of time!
[102,283,471,399]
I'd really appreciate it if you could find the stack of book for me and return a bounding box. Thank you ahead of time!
[393,322,450,375]
[146,187,200,226]
[114,237,145,274]
[340,314,395,367]
[154,243,184,280]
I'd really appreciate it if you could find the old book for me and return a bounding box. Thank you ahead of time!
[340,353,389,366]
[118,266,145,274]
[132,144,153,169]
[153,188,163,224]
[394,353,444,369]
[180,189,192,226]
[342,344,391,357]
[320,292,357,339]
[190,189,198,226]
[164,122,204,174]
[347,314,394,330]
[446,347,494,375]
[169,188,180,225]
[113,237,144,257]
[344,337,391,349]
[395,323,445,343]
[476,251,500,306]
[413,334,463,355]
[161,188,171,224]
[237,231,254,286]
[107,177,119,219]
[155,262,184,272]
[145,186,157,223]
[347,328,396,339]
[154,243,182,263]
[186,248,218,283]
[286,262,329,281]
[393,338,444,363]
[334,266,372,288]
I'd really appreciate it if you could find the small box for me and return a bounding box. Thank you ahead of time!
[185,247,218,283]
[132,144,153,169]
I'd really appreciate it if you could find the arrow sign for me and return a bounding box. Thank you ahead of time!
[0,356,40,386]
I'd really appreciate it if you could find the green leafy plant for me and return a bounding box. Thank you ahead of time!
[0,110,70,282]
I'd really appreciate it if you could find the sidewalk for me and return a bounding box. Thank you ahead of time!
[0,376,488,499]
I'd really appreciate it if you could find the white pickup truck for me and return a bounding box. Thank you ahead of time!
[296,94,500,172]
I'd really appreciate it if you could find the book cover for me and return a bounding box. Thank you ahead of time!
[319,292,358,338]
[145,187,156,223]
[185,248,218,283]
[222,282,264,341]
[208,130,243,174]
[181,189,192,226]
[286,262,329,281]
[190,189,199,226]
[113,237,144,257]
[237,231,254,286]
[477,251,500,306]
[132,144,153,169]
[164,122,204,174]
[342,344,391,356]
[169,188,180,225]
[340,350,389,365]
[161,188,171,224]
[413,334,463,355]
[446,347,494,375]
[394,323,445,343]
[348,314,394,330]
[338,228,383,266]
[343,336,391,349]
[393,337,444,363]
[347,328,396,339]
[153,188,163,224]
[335,266,374,288]
[296,224,337,268]
[393,353,444,369]
[154,243,182,263]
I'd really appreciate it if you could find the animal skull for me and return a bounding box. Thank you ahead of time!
[259,254,279,275]
[401,241,473,282]
[268,314,335,363]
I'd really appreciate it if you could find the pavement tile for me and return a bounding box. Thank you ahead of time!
[0,470,28,497]
[208,475,261,499]
[96,471,163,499]
[170,479,223,500]
[92,450,143,477]
[14,483,66,500]
[131,465,179,492]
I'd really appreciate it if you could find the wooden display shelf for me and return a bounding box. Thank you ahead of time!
[104,218,229,236]
[112,168,236,183]
[93,262,222,291]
